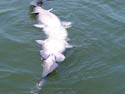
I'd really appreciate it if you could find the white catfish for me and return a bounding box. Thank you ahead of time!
[31,1,72,78]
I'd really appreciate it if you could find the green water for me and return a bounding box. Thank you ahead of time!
[0,0,125,94]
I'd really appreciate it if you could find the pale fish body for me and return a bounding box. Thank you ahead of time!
[43,26,68,40]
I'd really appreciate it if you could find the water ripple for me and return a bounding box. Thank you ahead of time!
[1,0,125,94]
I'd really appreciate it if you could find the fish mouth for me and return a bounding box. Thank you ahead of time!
[31,11,39,15]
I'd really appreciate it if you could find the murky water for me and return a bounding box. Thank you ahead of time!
[0,0,125,94]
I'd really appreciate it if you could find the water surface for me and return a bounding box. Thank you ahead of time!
[0,0,125,94]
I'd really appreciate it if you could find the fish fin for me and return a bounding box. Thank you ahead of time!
[34,24,45,28]
[66,44,73,48]
[35,40,44,45]
[40,50,49,59]
[61,21,72,29]
[48,8,53,12]
[55,53,65,62]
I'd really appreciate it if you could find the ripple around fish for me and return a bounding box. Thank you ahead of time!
[48,40,125,84]
[0,8,17,15]
[98,4,125,23]
[0,0,17,4]
[0,63,35,79]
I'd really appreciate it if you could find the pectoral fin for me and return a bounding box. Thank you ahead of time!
[34,24,45,28]
[40,50,49,59]
[66,44,73,48]
[48,8,53,12]
[55,53,65,62]
[61,21,72,29]
[35,40,44,45]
